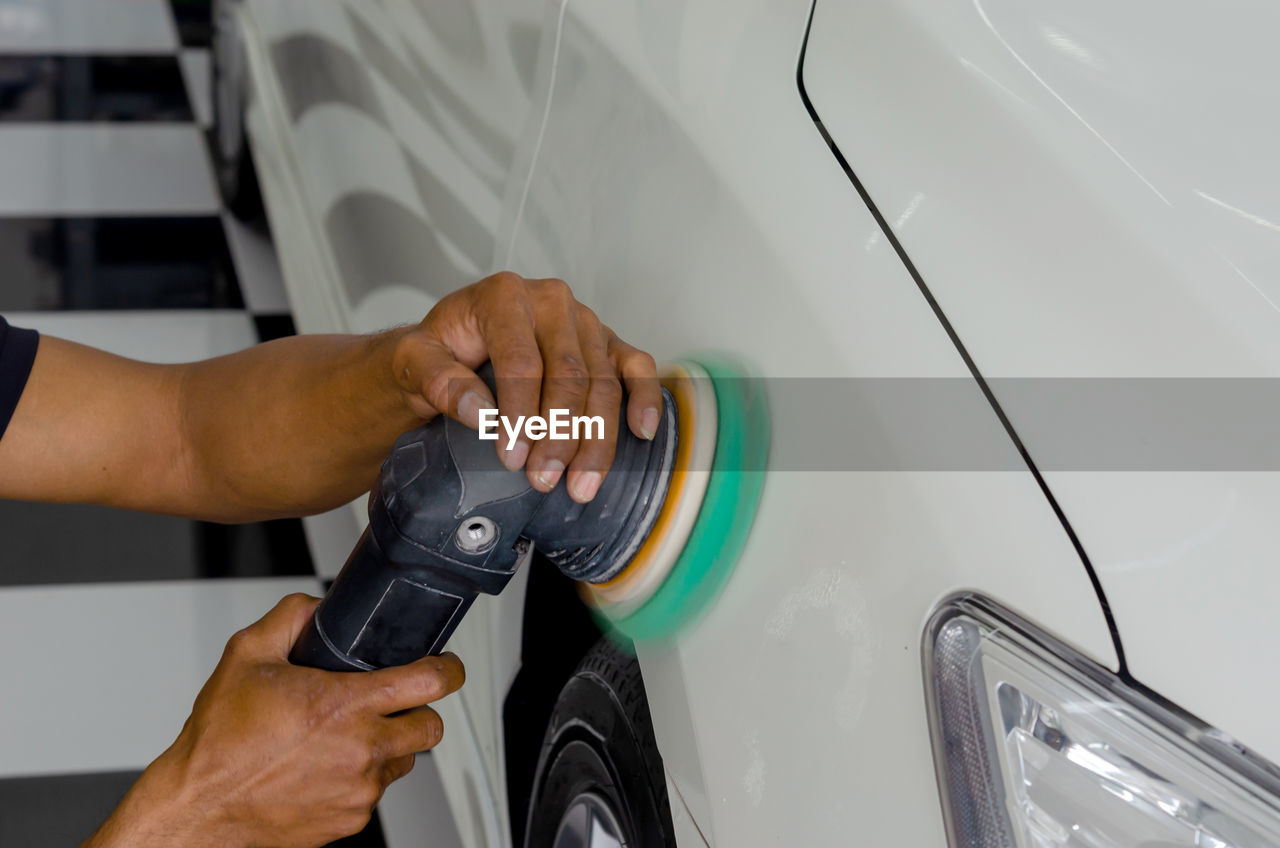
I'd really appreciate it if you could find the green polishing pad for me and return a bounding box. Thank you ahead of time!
[604,356,769,643]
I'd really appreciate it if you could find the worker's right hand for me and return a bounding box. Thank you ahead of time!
[390,272,662,503]
[98,594,465,848]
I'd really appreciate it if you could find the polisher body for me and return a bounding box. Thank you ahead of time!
[289,376,677,672]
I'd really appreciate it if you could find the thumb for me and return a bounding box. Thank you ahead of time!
[394,335,496,430]
[245,593,321,659]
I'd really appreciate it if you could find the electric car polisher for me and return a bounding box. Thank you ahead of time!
[289,359,767,672]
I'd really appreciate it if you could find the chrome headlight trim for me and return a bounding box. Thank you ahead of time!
[923,593,1280,848]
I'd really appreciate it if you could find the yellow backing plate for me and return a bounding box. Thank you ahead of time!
[580,362,717,618]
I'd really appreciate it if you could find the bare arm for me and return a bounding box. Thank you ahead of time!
[0,330,412,521]
[23,274,662,847]
[0,273,662,522]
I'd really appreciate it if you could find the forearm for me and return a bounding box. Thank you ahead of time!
[81,753,221,848]
[179,327,422,522]
[0,273,660,518]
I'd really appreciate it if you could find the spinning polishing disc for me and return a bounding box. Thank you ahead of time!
[582,357,769,641]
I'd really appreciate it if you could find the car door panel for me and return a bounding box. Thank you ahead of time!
[801,0,1280,766]
[502,0,1117,842]
[248,0,553,336]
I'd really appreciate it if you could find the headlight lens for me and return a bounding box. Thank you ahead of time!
[925,596,1280,848]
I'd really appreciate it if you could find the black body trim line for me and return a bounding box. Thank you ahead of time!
[795,1,1126,671]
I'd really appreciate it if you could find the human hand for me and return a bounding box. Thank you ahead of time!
[390,272,662,502]
[85,594,465,848]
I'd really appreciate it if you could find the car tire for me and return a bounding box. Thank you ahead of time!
[211,0,263,219]
[525,637,678,848]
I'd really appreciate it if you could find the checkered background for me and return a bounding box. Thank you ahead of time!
[0,2,453,845]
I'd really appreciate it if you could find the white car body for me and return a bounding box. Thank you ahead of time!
[232,0,1280,844]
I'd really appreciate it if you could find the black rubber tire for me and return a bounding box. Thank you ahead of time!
[525,638,678,848]
[211,0,263,220]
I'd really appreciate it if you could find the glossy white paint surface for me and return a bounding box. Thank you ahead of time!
[240,10,350,339]
[504,3,1115,843]
[803,0,1280,764]
[220,210,291,314]
[228,0,1276,844]
[247,0,547,334]
[376,753,464,848]
[665,773,709,847]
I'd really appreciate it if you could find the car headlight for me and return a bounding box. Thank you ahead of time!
[925,595,1280,847]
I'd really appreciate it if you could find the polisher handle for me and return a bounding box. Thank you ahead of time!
[289,525,499,670]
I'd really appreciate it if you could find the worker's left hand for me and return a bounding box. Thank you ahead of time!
[87,594,465,848]
[390,272,662,503]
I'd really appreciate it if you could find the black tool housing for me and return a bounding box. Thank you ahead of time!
[289,369,675,671]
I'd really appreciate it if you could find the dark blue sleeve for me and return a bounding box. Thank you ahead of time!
[0,316,39,440]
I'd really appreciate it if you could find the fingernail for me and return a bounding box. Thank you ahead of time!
[503,440,530,471]
[640,407,661,440]
[571,471,602,503]
[534,459,564,490]
[458,391,486,427]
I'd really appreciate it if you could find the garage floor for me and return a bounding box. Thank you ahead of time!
[0,3,458,846]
